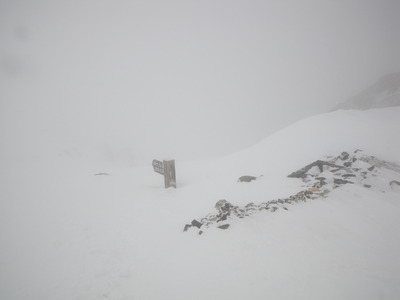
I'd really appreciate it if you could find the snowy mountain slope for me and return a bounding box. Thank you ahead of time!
[1,107,400,300]
[332,72,400,111]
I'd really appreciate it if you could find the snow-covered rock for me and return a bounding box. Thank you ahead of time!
[185,150,400,234]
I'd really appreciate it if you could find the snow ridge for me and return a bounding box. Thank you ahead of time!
[184,150,400,234]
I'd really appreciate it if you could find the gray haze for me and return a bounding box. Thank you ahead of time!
[1,0,400,165]
[332,72,400,111]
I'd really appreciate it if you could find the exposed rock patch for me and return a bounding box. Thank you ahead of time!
[184,150,400,234]
[238,175,258,182]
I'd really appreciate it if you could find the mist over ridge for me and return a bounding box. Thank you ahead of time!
[1,0,400,165]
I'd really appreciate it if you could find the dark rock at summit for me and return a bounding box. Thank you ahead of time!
[288,160,343,178]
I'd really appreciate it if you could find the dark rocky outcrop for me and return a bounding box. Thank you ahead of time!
[288,160,343,178]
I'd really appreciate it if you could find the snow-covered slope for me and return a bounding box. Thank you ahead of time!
[1,107,400,300]
[332,72,400,111]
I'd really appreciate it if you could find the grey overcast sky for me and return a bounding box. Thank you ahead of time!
[1,0,400,164]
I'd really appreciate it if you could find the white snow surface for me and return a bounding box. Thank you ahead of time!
[1,107,400,300]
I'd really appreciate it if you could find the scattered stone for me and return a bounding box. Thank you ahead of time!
[238,176,257,182]
[218,214,228,221]
[317,189,331,197]
[94,173,110,176]
[215,199,229,210]
[360,156,400,173]
[218,224,230,230]
[390,180,400,187]
[340,152,350,160]
[191,219,202,229]
[288,160,343,178]
[334,178,353,185]
[185,150,400,235]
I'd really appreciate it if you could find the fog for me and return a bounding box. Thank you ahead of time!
[1,0,400,165]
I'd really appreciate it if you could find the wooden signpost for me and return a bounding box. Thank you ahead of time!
[152,159,176,189]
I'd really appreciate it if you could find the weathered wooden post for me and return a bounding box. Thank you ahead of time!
[163,160,176,189]
[152,159,176,189]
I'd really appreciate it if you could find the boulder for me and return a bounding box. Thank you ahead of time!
[390,180,400,187]
[339,152,350,160]
[215,199,229,210]
[334,178,353,185]
[288,160,343,178]
[191,219,202,229]
[238,175,257,182]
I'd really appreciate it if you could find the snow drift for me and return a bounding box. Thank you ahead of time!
[1,107,400,300]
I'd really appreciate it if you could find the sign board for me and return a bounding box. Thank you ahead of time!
[152,159,176,189]
[152,159,164,175]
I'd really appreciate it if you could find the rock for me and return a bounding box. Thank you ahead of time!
[218,224,230,230]
[183,224,192,232]
[220,202,233,212]
[363,184,371,188]
[215,199,229,210]
[191,219,202,229]
[344,162,352,167]
[334,178,353,185]
[339,152,350,160]
[342,174,356,178]
[288,160,343,178]
[318,189,331,197]
[238,175,257,182]
[218,213,228,221]
[390,180,400,187]
[368,165,375,171]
